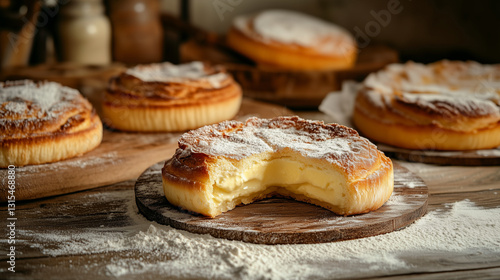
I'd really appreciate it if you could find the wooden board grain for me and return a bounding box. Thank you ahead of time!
[135,163,428,244]
[378,144,500,166]
[0,98,293,202]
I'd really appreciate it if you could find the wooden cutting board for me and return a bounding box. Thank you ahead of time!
[0,98,293,202]
[135,163,428,244]
[181,42,399,108]
[378,144,500,166]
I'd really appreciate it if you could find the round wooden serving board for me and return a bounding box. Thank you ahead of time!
[135,163,428,244]
[377,144,500,166]
[0,99,292,202]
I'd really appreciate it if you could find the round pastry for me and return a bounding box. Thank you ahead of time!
[0,80,103,167]
[102,61,242,132]
[227,10,357,70]
[353,60,500,150]
[162,116,393,218]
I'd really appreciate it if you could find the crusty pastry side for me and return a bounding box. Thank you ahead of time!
[102,61,242,132]
[0,80,103,167]
[227,10,357,70]
[353,60,500,150]
[162,116,393,218]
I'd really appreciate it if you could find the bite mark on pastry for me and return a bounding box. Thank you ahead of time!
[162,116,393,218]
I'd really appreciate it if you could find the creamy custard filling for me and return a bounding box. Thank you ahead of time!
[209,157,348,211]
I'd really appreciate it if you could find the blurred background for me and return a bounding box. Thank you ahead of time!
[167,0,500,63]
[0,0,499,107]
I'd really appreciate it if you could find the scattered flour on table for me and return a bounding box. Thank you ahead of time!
[18,199,500,279]
[17,151,120,172]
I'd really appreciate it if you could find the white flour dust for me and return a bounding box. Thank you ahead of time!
[18,198,500,279]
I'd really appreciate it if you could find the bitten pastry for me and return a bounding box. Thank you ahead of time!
[353,60,500,150]
[0,80,103,167]
[102,61,242,132]
[162,116,393,218]
[227,10,357,70]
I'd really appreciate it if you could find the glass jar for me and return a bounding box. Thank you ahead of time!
[108,0,164,64]
[57,0,111,65]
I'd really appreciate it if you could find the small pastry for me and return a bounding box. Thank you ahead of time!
[353,60,500,150]
[227,10,357,70]
[0,80,103,167]
[162,116,393,218]
[103,61,242,132]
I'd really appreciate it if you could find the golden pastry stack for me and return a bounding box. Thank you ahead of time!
[103,61,242,132]
[227,10,357,70]
[353,60,500,150]
[162,116,394,218]
[0,80,102,167]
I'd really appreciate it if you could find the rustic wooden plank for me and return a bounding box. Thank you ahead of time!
[135,163,428,244]
[368,266,500,280]
[2,144,499,280]
[396,162,500,195]
[1,168,499,279]
[378,144,500,166]
[2,253,184,280]
[4,254,500,280]
[428,190,500,209]
[6,252,499,280]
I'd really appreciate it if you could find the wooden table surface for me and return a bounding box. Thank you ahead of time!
[2,111,500,280]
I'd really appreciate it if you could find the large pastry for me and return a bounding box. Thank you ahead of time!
[227,10,357,70]
[102,61,242,132]
[0,80,102,167]
[353,60,500,150]
[162,116,393,218]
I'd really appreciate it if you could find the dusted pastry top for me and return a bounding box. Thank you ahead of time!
[125,61,229,89]
[163,116,393,217]
[233,10,356,55]
[174,116,388,181]
[358,60,500,132]
[0,80,95,140]
[106,61,238,106]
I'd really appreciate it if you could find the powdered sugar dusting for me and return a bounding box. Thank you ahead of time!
[0,80,80,118]
[18,197,500,279]
[125,61,229,88]
[397,93,499,117]
[0,80,89,140]
[256,126,353,161]
[178,116,379,177]
[235,10,355,54]
[29,151,120,171]
[362,60,500,118]
[3,101,28,114]
[192,124,272,158]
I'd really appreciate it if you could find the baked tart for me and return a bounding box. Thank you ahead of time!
[162,116,393,217]
[0,80,102,167]
[103,61,242,132]
[353,60,500,150]
[227,10,357,70]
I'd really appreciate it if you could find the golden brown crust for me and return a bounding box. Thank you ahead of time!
[0,80,103,167]
[102,62,242,132]
[353,60,500,150]
[226,11,357,70]
[353,105,500,150]
[162,116,393,217]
